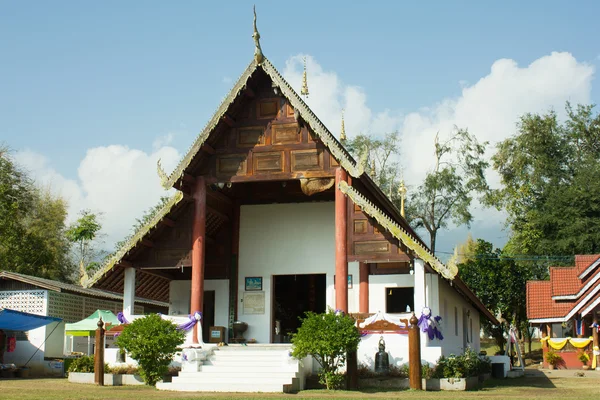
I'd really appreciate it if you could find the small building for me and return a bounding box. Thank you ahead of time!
[527,255,600,369]
[0,270,168,375]
[84,10,498,392]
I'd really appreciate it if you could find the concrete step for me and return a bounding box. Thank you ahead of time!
[198,364,299,373]
[172,375,295,385]
[204,359,298,368]
[157,381,289,393]
[211,351,289,357]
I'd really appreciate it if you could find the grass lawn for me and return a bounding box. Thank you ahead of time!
[1,376,599,400]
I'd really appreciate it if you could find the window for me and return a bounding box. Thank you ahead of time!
[454,307,458,336]
[469,317,473,343]
[386,287,414,313]
[443,299,448,327]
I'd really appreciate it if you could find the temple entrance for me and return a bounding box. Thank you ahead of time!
[272,274,326,342]
[202,290,215,343]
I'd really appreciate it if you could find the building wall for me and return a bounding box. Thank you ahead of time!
[169,279,230,335]
[437,279,481,357]
[238,202,335,343]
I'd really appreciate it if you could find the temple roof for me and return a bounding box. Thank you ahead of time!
[527,255,600,322]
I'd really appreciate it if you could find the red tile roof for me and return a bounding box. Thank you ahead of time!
[550,267,582,297]
[575,255,600,275]
[527,281,574,319]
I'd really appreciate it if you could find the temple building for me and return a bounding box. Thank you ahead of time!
[527,255,600,369]
[86,9,497,392]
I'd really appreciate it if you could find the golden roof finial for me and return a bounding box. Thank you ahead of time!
[340,109,347,142]
[252,5,264,65]
[398,178,407,218]
[301,56,309,98]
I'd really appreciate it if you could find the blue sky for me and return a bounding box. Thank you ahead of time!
[1,1,599,254]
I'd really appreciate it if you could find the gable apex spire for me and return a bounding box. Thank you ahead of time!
[252,5,264,65]
[301,57,309,98]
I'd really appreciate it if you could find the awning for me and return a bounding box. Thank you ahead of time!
[65,310,119,336]
[0,308,61,331]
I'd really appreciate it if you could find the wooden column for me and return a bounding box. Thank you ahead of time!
[408,313,422,390]
[94,318,105,386]
[359,262,369,313]
[191,176,207,344]
[335,168,348,312]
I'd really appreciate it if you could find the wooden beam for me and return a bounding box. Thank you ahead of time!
[117,260,133,268]
[138,269,174,280]
[201,144,215,155]
[244,87,256,98]
[161,218,176,228]
[207,206,230,222]
[206,189,233,205]
[222,114,235,127]
[183,173,196,185]
[141,239,154,248]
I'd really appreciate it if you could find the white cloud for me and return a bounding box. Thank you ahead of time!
[16,144,181,248]
[152,132,174,151]
[284,51,595,251]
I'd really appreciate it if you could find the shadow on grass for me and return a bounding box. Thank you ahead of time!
[480,376,556,390]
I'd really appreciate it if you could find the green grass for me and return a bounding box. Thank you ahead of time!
[0,376,599,400]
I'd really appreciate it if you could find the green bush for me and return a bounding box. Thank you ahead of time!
[545,350,562,366]
[432,348,491,378]
[66,355,109,374]
[116,314,185,386]
[291,309,360,390]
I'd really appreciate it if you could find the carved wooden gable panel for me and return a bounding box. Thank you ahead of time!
[206,76,337,183]
[347,187,410,263]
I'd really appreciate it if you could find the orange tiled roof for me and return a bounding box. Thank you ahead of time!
[527,281,574,319]
[550,267,582,297]
[575,255,600,275]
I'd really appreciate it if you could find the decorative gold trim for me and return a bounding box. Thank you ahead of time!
[252,5,264,65]
[85,191,185,287]
[338,180,458,280]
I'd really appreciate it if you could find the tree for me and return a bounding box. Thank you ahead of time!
[490,103,600,257]
[345,131,402,202]
[406,129,489,254]
[458,239,546,352]
[0,146,74,281]
[116,314,185,386]
[291,309,360,390]
[66,210,103,284]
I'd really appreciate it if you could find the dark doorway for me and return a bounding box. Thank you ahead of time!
[272,274,326,342]
[202,290,215,343]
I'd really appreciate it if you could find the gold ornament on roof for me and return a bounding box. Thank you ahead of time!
[370,159,376,178]
[252,5,264,65]
[340,109,347,142]
[398,179,407,218]
[301,57,309,97]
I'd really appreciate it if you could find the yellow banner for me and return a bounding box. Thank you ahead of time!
[541,336,593,350]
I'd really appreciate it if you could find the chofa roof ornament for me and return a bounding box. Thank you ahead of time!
[252,5,264,65]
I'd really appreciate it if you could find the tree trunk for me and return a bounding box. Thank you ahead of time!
[430,230,437,255]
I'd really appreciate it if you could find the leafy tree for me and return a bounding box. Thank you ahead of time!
[66,210,104,284]
[458,239,546,352]
[0,146,74,281]
[490,103,600,257]
[345,131,402,202]
[406,129,489,254]
[116,314,185,386]
[291,309,360,390]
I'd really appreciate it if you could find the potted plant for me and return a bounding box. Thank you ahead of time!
[578,351,590,370]
[545,350,562,370]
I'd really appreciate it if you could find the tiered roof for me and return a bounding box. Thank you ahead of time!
[527,255,600,322]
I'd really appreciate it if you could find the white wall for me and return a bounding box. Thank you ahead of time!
[367,274,415,313]
[238,202,335,343]
[168,279,229,331]
[437,279,480,356]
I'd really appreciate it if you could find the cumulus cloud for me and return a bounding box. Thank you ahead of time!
[16,144,181,248]
[15,52,595,255]
[284,52,594,251]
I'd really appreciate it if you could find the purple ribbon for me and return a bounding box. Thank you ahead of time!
[117,312,129,324]
[418,311,444,341]
[177,311,202,331]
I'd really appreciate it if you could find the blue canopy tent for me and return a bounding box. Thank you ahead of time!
[0,308,61,331]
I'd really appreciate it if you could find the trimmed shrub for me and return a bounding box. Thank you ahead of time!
[291,309,360,390]
[66,355,109,374]
[116,314,185,386]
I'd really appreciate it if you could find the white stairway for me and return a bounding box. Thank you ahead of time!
[157,344,303,393]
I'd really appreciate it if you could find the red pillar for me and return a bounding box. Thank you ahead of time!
[335,168,348,312]
[191,176,206,344]
[359,262,369,313]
